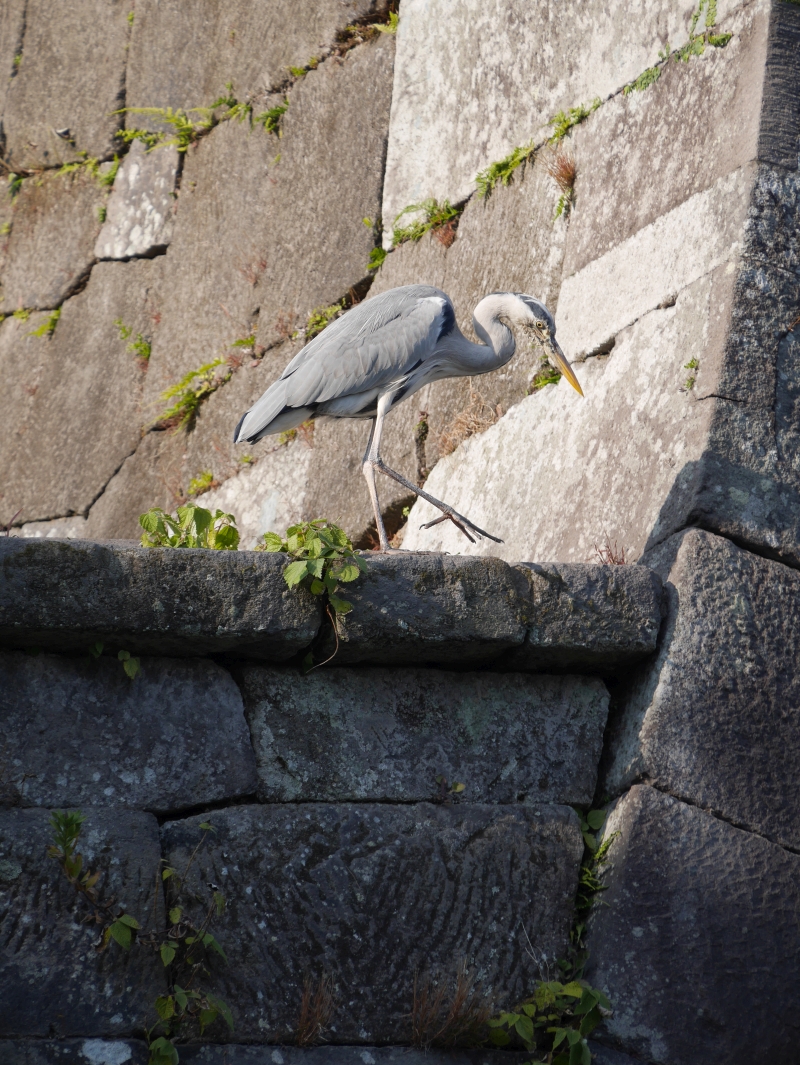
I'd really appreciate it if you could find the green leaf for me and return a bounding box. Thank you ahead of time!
[88,641,104,658]
[488,1029,510,1046]
[207,993,234,1030]
[284,560,310,587]
[334,561,361,583]
[586,809,606,830]
[174,985,188,1010]
[552,1027,568,1048]
[327,594,352,614]
[199,821,215,831]
[514,1014,535,1046]
[169,906,182,924]
[309,578,325,595]
[578,1006,602,1036]
[260,531,285,551]
[199,1006,219,1034]
[147,1036,179,1065]
[155,994,175,1020]
[122,655,140,679]
[117,913,140,928]
[561,981,585,998]
[203,932,228,962]
[109,920,132,950]
[117,649,130,661]
[160,942,177,966]
[162,866,176,880]
[213,891,226,915]
[582,831,598,852]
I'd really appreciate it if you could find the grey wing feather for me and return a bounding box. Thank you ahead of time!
[235,286,452,442]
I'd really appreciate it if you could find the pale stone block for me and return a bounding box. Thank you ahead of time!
[95,141,179,260]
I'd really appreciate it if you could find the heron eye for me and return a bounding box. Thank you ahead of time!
[535,319,546,330]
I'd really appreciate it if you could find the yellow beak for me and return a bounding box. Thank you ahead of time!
[548,337,583,397]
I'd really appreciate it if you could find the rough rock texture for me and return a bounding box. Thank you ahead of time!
[1,0,129,169]
[322,553,529,665]
[0,1043,148,1065]
[0,538,322,659]
[0,260,162,526]
[382,0,749,227]
[161,803,583,1043]
[0,0,26,128]
[585,785,800,1065]
[0,808,164,1037]
[95,141,179,260]
[0,168,105,313]
[603,528,800,851]
[0,651,257,812]
[143,36,394,405]
[237,665,609,804]
[0,1049,536,1065]
[507,562,663,673]
[126,0,386,119]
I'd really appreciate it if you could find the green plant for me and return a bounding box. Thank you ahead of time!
[27,308,60,338]
[367,245,388,272]
[57,155,121,188]
[187,469,216,497]
[12,308,30,321]
[574,808,619,918]
[676,0,732,59]
[529,358,562,393]
[13,51,21,69]
[156,358,229,429]
[238,453,254,465]
[127,10,135,24]
[49,811,233,1064]
[256,100,288,134]
[116,105,218,153]
[545,149,577,219]
[476,141,536,198]
[392,199,462,245]
[114,317,151,362]
[306,301,344,339]
[0,220,11,235]
[117,649,141,679]
[548,99,601,144]
[289,65,307,77]
[139,503,240,550]
[97,205,107,223]
[256,519,367,615]
[623,65,662,94]
[8,173,23,199]
[683,356,698,391]
[376,11,400,33]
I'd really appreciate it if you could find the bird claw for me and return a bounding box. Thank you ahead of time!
[420,510,503,545]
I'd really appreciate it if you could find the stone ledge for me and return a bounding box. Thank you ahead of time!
[0,1046,539,1065]
[0,540,662,670]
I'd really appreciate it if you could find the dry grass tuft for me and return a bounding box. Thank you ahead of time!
[433,218,458,248]
[593,536,626,565]
[411,961,493,1048]
[545,148,577,218]
[295,973,335,1046]
[439,386,502,457]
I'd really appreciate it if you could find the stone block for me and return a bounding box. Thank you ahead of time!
[126,0,385,121]
[0,260,162,527]
[603,528,800,851]
[321,553,529,665]
[236,665,608,804]
[402,266,729,563]
[506,562,663,673]
[179,1050,532,1065]
[563,0,768,276]
[585,785,800,1065]
[1,0,129,169]
[142,36,393,407]
[161,803,583,1042]
[382,0,748,228]
[0,538,322,660]
[95,141,179,260]
[0,651,257,812]
[0,808,164,1037]
[0,1042,148,1065]
[0,0,25,122]
[0,168,105,313]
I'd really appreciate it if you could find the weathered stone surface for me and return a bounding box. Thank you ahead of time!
[0,0,25,122]
[403,266,730,563]
[585,785,800,1065]
[126,0,385,119]
[0,168,105,313]
[237,665,608,804]
[0,651,257,812]
[0,1042,148,1065]
[1,0,129,169]
[322,553,529,665]
[0,538,321,659]
[143,37,394,406]
[0,260,162,527]
[758,0,800,170]
[180,1050,533,1065]
[603,528,800,851]
[161,803,583,1042]
[382,0,748,227]
[0,808,164,1037]
[11,515,88,540]
[95,141,179,260]
[506,562,663,673]
[564,0,768,276]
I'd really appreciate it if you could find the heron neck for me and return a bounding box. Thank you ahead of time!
[469,296,517,371]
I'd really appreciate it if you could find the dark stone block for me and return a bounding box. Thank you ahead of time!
[179,1049,534,1065]
[161,803,583,1043]
[237,665,608,805]
[0,809,164,1037]
[505,563,663,674]
[0,539,321,660]
[585,785,800,1065]
[0,652,257,813]
[0,1041,148,1064]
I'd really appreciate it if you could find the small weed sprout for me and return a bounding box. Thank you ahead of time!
[623,65,662,94]
[12,308,30,322]
[27,308,60,338]
[8,173,23,199]
[376,11,400,33]
[367,246,388,272]
[306,301,344,339]
[187,469,218,497]
[528,357,562,394]
[155,358,230,430]
[548,98,601,144]
[97,205,107,223]
[117,649,141,679]
[392,199,462,246]
[114,317,151,363]
[139,502,240,549]
[676,0,732,58]
[545,148,577,219]
[127,10,134,25]
[593,537,626,565]
[476,141,536,199]
[257,519,367,615]
[256,100,288,134]
[0,220,10,236]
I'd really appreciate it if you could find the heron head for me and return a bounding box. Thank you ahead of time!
[511,292,583,397]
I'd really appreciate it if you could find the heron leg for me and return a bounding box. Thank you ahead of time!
[365,394,503,546]
[361,418,391,551]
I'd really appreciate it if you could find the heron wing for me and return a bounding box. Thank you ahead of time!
[235,285,454,441]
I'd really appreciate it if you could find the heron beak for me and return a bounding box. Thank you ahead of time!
[548,336,583,397]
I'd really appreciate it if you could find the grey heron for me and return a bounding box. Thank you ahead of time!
[234,285,583,550]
